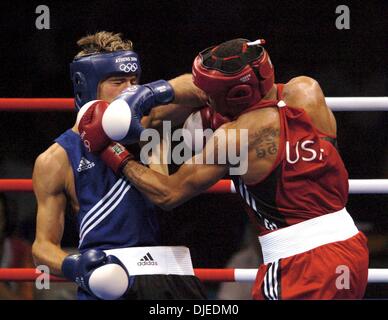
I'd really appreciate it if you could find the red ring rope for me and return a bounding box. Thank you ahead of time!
[1,268,387,283]
[0,98,74,112]
[0,179,33,192]
[0,268,234,282]
[0,179,233,193]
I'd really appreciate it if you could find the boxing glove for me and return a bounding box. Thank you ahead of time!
[77,100,111,152]
[100,142,135,175]
[62,249,130,300]
[183,105,231,153]
[102,80,175,145]
[78,80,174,150]
[198,106,231,131]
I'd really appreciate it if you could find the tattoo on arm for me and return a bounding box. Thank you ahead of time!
[252,127,280,159]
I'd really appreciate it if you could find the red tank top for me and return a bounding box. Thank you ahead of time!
[232,84,349,235]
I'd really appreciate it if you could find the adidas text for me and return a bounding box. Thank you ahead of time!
[137,261,158,266]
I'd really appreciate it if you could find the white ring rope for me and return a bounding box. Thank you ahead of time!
[228,180,388,194]
[326,97,388,111]
[234,268,388,283]
[349,180,388,194]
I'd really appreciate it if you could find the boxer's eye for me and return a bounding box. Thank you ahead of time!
[111,77,137,85]
[108,79,124,85]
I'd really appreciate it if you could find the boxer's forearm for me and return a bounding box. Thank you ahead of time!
[141,136,169,176]
[168,74,207,107]
[141,72,207,130]
[32,240,69,275]
[122,160,179,210]
[142,104,200,131]
[122,158,228,210]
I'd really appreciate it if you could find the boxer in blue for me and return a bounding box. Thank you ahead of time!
[32,32,206,300]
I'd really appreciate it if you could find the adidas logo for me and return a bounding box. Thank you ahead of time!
[137,252,158,266]
[77,157,95,172]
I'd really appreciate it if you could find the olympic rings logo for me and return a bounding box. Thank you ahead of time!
[119,63,138,73]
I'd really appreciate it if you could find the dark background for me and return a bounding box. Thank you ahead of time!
[0,0,387,298]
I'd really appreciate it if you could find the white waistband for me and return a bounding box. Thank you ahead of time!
[259,208,359,264]
[104,246,194,276]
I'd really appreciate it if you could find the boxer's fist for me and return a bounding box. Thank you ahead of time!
[78,80,174,149]
[62,249,129,300]
[77,100,110,153]
[118,79,175,115]
[198,106,231,131]
[103,80,175,145]
[183,106,230,153]
[100,142,135,175]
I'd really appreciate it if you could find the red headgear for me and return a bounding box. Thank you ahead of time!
[192,38,274,117]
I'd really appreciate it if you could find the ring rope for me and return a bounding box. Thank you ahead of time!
[0,97,387,112]
[1,179,388,194]
[0,268,387,283]
[0,98,74,112]
[196,268,388,283]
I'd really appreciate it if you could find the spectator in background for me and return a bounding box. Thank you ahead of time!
[0,193,34,299]
[217,224,262,300]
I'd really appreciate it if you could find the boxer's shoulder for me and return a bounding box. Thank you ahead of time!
[234,105,279,131]
[284,76,321,96]
[36,143,69,168]
[283,76,336,135]
[286,75,319,86]
[283,76,325,109]
[33,143,70,192]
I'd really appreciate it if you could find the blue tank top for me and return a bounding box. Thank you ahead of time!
[55,129,160,253]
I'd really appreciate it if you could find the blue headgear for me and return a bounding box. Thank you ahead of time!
[70,50,141,110]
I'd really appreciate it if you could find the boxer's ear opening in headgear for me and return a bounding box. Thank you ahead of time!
[226,85,254,107]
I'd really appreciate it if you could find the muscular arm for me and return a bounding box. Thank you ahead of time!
[169,73,208,107]
[122,127,231,210]
[32,144,71,275]
[141,74,207,131]
[123,161,227,211]
[142,104,200,132]
[139,135,169,176]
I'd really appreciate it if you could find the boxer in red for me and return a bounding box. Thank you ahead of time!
[78,38,369,299]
